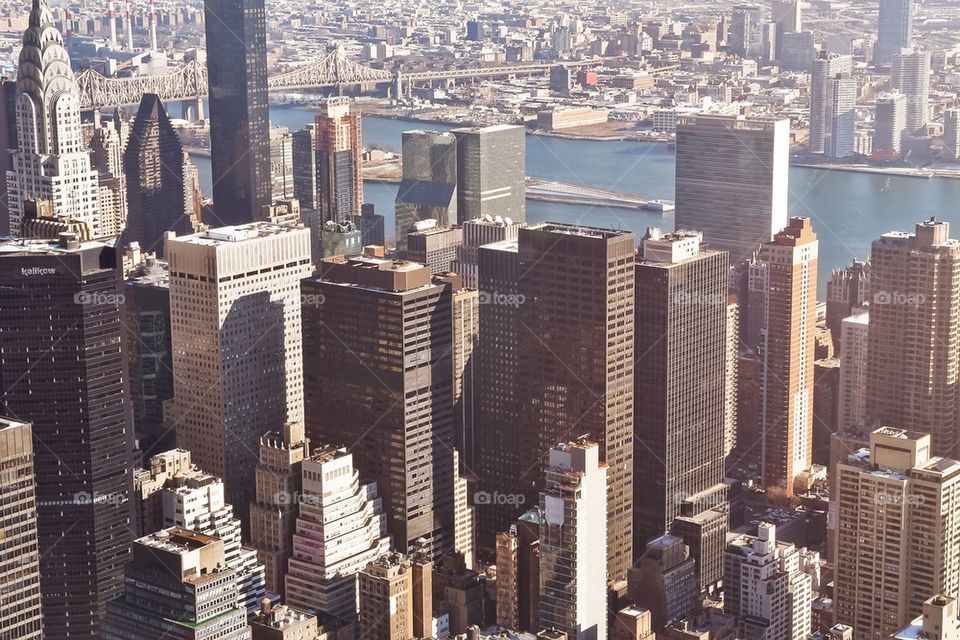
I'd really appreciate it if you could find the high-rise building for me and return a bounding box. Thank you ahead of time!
[825,258,870,352]
[451,286,479,470]
[810,53,854,155]
[496,512,541,633]
[315,97,362,225]
[944,109,960,162]
[867,219,960,457]
[270,127,295,201]
[124,94,193,256]
[102,528,252,640]
[627,534,698,629]
[875,0,913,63]
[358,553,414,640]
[892,595,960,640]
[754,218,819,494]
[891,48,930,133]
[634,229,729,554]
[406,223,463,274]
[7,0,100,237]
[285,446,391,626]
[519,223,635,581]
[394,130,458,253]
[249,421,309,598]
[539,440,608,640]
[724,523,813,640]
[828,74,857,158]
[454,215,524,289]
[675,116,790,264]
[302,256,455,557]
[89,119,127,237]
[728,5,761,56]
[874,92,907,155]
[205,0,271,225]
[292,125,318,210]
[771,0,801,38]
[837,311,869,431]
[452,124,526,225]
[166,223,312,518]
[833,428,960,639]
[725,298,740,462]
[779,31,817,71]
[356,202,385,247]
[0,418,43,640]
[0,235,132,639]
[249,602,318,640]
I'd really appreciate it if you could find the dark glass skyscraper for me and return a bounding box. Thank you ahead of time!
[204,0,271,225]
[875,0,913,64]
[0,235,133,639]
[123,94,192,256]
[451,124,526,225]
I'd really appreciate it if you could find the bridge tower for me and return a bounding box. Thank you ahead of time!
[180,97,204,122]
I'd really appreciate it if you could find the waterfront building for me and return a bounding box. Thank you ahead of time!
[875,0,913,63]
[891,48,930,134]
[874,93,907,156]
[810,53,853,155]
[452,124,526,225]
[316,97,363,225]
[944,109,960,161]
[394,130,458,253]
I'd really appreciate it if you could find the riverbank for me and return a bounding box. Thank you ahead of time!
[792,162,960,180]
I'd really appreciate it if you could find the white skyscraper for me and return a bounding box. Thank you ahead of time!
[7,0,100,236]
[837,311,869,431]
[892,48,930,133]
[166,223,313,518]
[809,53,853,155]
[944,110,960,162]
[285,446,391,624]
[539,440,608,640]
[828,75,857,158]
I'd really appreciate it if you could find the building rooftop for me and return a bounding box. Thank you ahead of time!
[0,233,111,255]
[169,222,304,246]
[527,221,632,240]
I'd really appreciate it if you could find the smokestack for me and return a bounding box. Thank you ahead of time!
[149,0,157,51]
[108,1,118,48]
[125,2,133,51]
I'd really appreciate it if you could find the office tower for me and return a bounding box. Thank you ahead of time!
[539,441,608,640]
[779,31,818,71]
[0,418,43,640]
[249,421,309,598]
[453,449,477,569]
[891,48,930,133]
[810,53,854,155]
[833,428,960,639]
[316,97,362,225]
[724,524,813,640]
[136,450,267,613]
[772,0,801,38]
[270,127,295,202]
[124,94,192,256]
[285,446,391,626]
[627,534,698,629]
[496,512,541,632]
[102,528,252,640]
[303,257,455,556]
[292,125,318,210]
[519,223,635,581]
[89,120,127,237]
[452,124,526,225]
[837,311,869,430]
[0,79,17,237]
[753,218,819,494]
[724,298,740,461]
[358,553,414,640]
[892,595,960,640]
[7,0,100,237]
[634,230,728,554]
[394,130,458,253]
[166,223,312,518]
[874,92,907,155]
[356,203,385,247]
[670,505,729,595]
[675,116,790,265]
[205,0,271,225]
[728,5,761,57]
[825,258,870,352]
[944,109,960,161]
[123,255,173,454]
[406,223,463,274]
[250,602,318,640]
[875,0,913,63]
[475,239,523,544]
[452,289,478,471]
[454,215,524,289]
[0,235,131,638]
[867,219,960,457]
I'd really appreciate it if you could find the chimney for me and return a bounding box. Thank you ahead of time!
[149,0,157,51]
[125,2,134,51]
[108,1,118,48]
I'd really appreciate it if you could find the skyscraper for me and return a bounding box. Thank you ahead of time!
[518,223,635,581]
[0,418,43,640]
[0,235,132,639]
[454,215,524,289]
[302,256,456,557]
[891,48,930,133]
[825,258,871,352]
[809,53,853,155]
[728,5,761,57]
[270,127,295,202]
[538,440,608,640]
[944,109,960,162]
[205,0,271,225]
[675,115,790,264]
[827,74,857,158]
[867,219,960,458]
[452,124,526,225]
[166,223,312,519]
[874,92,907,155]
[833,428,960,639]
[358,553,414,640]
[394,130,458,253]
[754,218,819,495]
[771,0,801,37]
[89,119,128,237]
[837,310,869,431]
[875,0,913,64]
[315,97,363,225]
[7,0,100,237]
[292,125,318,210]
[633,229,729,553]
[123,94,193,256]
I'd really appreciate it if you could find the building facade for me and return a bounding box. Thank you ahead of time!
[316,97,362,225]
[891,48,930,134]
[452,124,526,225]
[394,130,458,253]
[875,0,913,63]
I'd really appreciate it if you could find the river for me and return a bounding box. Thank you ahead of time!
[193,106,960,293]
